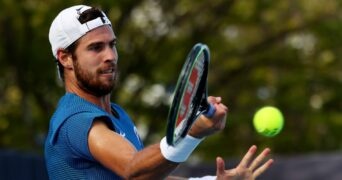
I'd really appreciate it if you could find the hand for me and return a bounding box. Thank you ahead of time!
[189,96,228,138]
[216,145,274,180]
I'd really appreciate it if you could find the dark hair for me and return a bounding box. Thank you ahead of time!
[56,7,106,81]
[78,7,106,24]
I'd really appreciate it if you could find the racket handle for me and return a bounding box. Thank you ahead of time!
[203,104,216,118]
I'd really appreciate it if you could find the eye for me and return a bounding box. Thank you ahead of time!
[88,43,104,52]
[110,40,117,49]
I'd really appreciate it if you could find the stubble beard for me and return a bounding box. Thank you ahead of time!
[73,59,118,97]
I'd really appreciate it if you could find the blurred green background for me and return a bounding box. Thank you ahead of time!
[0,0,341,163]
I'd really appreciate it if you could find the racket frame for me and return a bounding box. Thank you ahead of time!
[166,43,211,146]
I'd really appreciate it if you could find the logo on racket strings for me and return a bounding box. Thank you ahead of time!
[176,55,205,126]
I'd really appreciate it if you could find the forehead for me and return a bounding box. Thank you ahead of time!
[78,25,116,45]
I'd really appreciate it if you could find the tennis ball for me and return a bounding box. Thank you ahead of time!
[253,106,284,137]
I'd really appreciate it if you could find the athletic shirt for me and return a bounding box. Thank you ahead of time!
[44,93,144,180]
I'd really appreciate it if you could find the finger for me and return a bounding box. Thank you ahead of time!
[253,159,274,178]
[213,103,228,115]
[249,147,271,170]
[216,157,226,175]
[207,96,217,104]
[219,117,226,129]
[215,97,222,103]
[207,96,222,104]
[218,103,228,112]
[238,145,257,168]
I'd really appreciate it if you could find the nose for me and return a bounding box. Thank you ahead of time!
[104,46,118,64]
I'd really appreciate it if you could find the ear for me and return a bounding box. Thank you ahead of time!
[56,49,73,69]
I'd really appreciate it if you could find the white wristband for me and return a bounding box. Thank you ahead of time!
[188,175,217,180]
[160,135,204,163]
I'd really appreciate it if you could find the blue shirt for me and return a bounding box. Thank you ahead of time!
[45,93,144,179]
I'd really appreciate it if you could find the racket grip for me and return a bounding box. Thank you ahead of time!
[203,104,216,118]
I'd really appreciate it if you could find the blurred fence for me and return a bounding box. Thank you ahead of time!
[1,149,342,180]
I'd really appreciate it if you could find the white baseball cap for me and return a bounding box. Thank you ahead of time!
[49,5,112,58]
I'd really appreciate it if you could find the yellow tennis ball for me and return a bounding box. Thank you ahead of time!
[253,106,284,137]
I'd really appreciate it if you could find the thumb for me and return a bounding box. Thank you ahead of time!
[216,156,225,176]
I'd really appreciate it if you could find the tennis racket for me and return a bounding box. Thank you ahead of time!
[166,43,216,146]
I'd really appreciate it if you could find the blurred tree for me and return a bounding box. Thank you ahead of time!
[0,0,340,162]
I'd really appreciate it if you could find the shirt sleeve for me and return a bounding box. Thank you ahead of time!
[63,112,111,161]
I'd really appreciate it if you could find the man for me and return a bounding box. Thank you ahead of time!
[45,5,273,180]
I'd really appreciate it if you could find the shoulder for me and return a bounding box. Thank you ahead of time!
[48,93,109,144]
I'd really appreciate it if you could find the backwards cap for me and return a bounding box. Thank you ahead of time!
[49,5,112,58]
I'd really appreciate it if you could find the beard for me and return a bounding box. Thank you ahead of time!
[73,58,118,97]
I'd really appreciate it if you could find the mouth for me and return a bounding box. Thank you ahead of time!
[99,66,116,78]
[102,68,114,74]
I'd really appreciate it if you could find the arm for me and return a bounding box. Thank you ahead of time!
[88,120,178,179]
[88,96,228,179]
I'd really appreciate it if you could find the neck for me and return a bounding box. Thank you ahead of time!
[65,79,112,114]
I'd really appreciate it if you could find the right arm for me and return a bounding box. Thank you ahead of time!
[88,120,178,179]
[88,96,228,179]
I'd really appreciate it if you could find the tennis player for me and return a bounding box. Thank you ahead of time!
[44,5,273,180]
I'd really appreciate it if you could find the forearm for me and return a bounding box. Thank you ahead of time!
[125,143,179,179]
[89,121,199,179]
[124,135,203,179]
[89,122,178,179]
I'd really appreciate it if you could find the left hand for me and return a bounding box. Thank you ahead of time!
[216,145,274,180]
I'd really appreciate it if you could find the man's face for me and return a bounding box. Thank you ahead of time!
[72,25,118,97]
